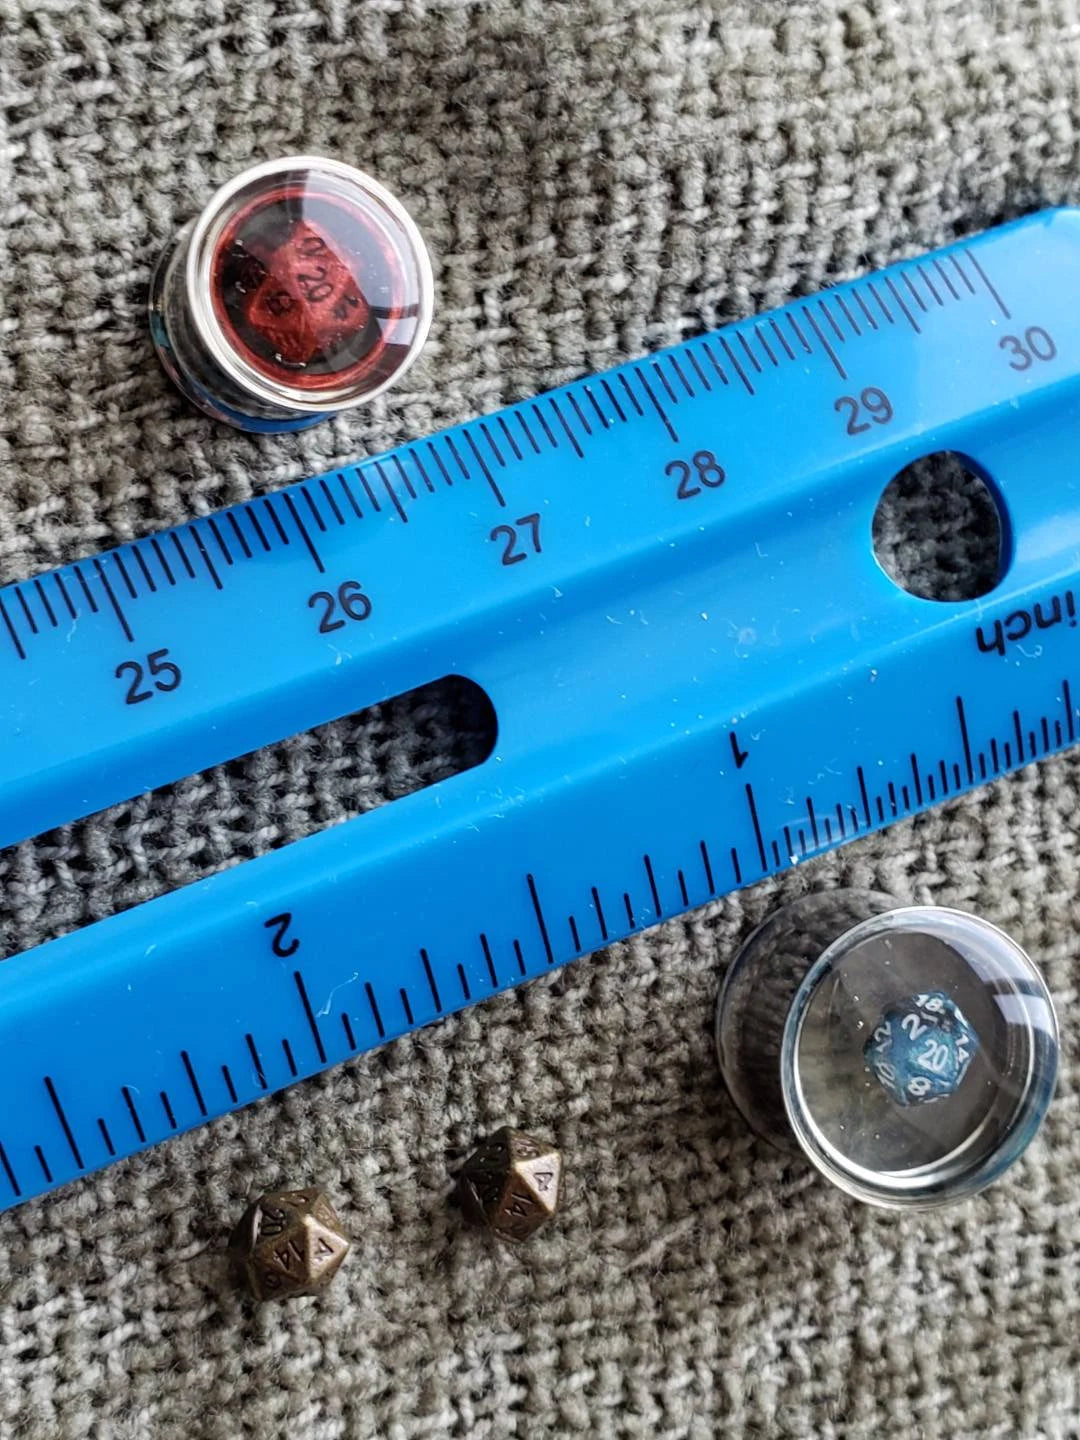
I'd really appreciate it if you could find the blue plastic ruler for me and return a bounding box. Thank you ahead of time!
[0,209,1078,1212]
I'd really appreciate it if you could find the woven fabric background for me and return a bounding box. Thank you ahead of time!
[2,1,1080,1435]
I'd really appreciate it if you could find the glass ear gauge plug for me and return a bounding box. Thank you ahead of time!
[149,156,434,433]
[715,892,1058,1208]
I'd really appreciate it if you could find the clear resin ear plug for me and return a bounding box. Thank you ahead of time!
[715,891,1058,1207]
[149,156,434,432]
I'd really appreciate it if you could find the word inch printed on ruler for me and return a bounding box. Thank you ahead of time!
[1,209,1078,1212]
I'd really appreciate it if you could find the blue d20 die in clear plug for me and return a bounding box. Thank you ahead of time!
[863,990,979,1107]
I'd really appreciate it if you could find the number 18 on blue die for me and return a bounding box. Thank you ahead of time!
[864,991,979,1107]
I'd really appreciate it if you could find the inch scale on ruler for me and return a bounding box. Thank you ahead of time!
[1,209,1079,1212]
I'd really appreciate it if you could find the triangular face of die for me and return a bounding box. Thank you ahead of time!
[515,1152,562,1215]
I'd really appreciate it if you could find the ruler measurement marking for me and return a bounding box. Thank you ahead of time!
[964,249,1010,317]
[498,415,524,460]
[719,336,754,395]
[400,988,414,1025]
[187,527,223,592]
[853,288,879,331]
[754,324,779,367]
[903,271,929,314]
[408,448,436,494]
[669,354,696,396]
[293,971,327,1064]
[356,469,382,514]
[111,555,137,602]
[549,396,587,457]
[457,965,471,1001]
[0,1144,20,1198]
[281,1041,297,1078]
[319,478,346,525]
[35,1149,52,1183]
[745,783,768,871]
[44,1077,83,1169]
[479,933,498,986]
[786,313,812,354]
[428,440,455,485]
[633,369,679,442]
[444,434,471,483]
[463,430,507,506]
[160,1092,177,1130]
[93,558,134,640]
[617,371,647,416]
[769,318,797,359]
[957,696,975,783]
[55,570,79,614]
[834,293,861,337]
[623,893,635,928]
[374,462,409,525]
[737,331,762,376]
[513,939,527,976]
[0,598,25,660]
[226,511,254,559]
[653,361,679,406]
[96,1122,122,1164]
[884,275,920,334]
[600,379,628,422]
[935,257,961,300]
[700,339,730,384]
[342,1013,357,1049]
[700,839,716,894]
[516,410,543,454]
[918,264,944,306]
[867,281,894,325]
[591,886,609,941]
[337,473,364,519]
[278,493,325,570]
[150,537,177,586]
[242,504,271,553]
[122,1087,146,1142]
[686,348,713,390]
[527,873,554,964]
[803,305,848,377]
[533,402,561,447]
[365,983,385,1038]
[169,533,197,581]
[390,455,416,501]
[76,564,100,610]
[568,915,581,950]
[950,253,977,296]
[181,1051,207,1116]
[567,391,595,435]
[222,1064,239,1102]
[818,299,846,344]
[246,1034,268,1090]
[857,766,872,827]
[301,486,329,529]
[677,870,689,906]
[584,386,612,429]
[643,854,662,917]
[207,515,235,564]
[420,948,442,1012]
[15,587,37,634]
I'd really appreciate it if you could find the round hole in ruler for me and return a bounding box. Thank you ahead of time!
[872,451,1007,602]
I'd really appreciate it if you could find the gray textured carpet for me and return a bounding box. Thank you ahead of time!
[2,2,1080,1436]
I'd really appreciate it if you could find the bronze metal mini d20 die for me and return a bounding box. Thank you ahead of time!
[229,1187,351,1300]
[457,1128,562,1242]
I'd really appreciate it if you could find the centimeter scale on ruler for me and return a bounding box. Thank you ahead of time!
[1,209,1079,1212]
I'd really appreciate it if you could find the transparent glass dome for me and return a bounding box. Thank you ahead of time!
[716,892,1058,1208]
[150,156,433,432]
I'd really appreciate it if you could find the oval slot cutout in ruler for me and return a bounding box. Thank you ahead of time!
[1,210,1079,1212]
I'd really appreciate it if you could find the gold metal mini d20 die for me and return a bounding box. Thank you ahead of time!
[457,1127,562,1242]
[229,1187,351,1300]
